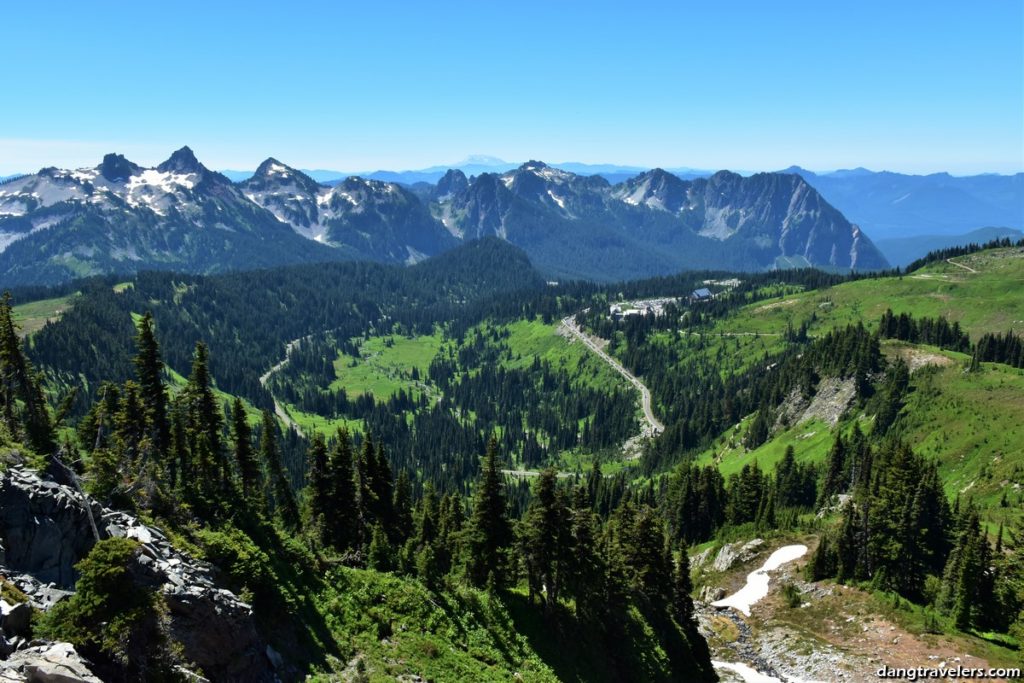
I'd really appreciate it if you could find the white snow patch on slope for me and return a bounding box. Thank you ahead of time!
[711,544,808,616]
[127,170,196,193]
[547,189,567,210]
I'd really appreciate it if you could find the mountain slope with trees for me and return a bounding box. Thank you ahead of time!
[1,151,889,286]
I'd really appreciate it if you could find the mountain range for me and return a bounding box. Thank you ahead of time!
[0,148,889,286]
[218,158,1024,244]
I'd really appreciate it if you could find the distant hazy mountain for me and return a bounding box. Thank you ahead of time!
[219,157,714,187]
[781,166,1024,240]
[0,150,888,285]
[876,226,1024,267]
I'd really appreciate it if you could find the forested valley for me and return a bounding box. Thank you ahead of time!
[2,237,1023,681]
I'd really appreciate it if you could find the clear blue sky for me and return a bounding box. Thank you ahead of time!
[2,0,1021,175]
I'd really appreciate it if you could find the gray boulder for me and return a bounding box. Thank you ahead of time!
[0,642,102,682]
[711,539,765,572]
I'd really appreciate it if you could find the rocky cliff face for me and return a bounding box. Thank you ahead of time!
[0,464,276,682]
[432,164,889,279]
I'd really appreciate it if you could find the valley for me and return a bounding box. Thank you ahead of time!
[1,237,1022,681]
[2,4,1020,681]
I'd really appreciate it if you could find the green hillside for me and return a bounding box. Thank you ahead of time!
[718,248,1024,339]
[671,247,1024,523]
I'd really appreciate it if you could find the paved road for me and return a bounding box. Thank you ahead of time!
[258,336,310,436]
[560,316,664,435]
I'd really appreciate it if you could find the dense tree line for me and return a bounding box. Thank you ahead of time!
[974,330,1024,369]
[877,309,971,353]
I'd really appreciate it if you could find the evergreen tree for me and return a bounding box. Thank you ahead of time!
[818,434,847,507]
[563,486,606,621]
[306,433,330,535]
[519,468,566,610]
[327,428,359,552]
[132,312,170,464]
[621,506,673,605]
[230,398,260,503]
[185,342,225,506]
[673,551,695,624]
[0,292,54,454]
[392,469,415,545]
[368,522,394,572]
[466,436,513,589]
[260,410,299,530]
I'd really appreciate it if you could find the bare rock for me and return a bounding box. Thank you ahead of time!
[0,601,32,639]
[0,468,103,588]
[0,642,102,682]
[0,467,275,682]
[699,585,726,602]
[712,539,765,572]
[690,547,716,570]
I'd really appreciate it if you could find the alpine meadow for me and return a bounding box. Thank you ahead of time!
[0,2,1022,682]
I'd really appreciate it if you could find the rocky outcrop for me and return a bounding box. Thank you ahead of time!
[0,642,103,682]
[0,466,276,682]
[0,469,102,588]
[776,377,857,431]
[711,539,765,573]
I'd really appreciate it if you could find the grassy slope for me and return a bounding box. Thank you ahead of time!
[678,248,1024,522]
[330,332,443,401]
[305,567,703,682]
[13,294,78,337]
[718,249,1024,339]
[499,318,625,392]
[311,569,556,682]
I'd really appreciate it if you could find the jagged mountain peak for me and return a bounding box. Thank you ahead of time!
[157,146,205,175]
[253,157,291,177]
[243,158,322,196]
[433,169,469,201]
[612,167,690,212]
[99,153,141,182]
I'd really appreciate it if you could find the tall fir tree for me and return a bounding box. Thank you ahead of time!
[230,397,260,504]
[519,468,566,609]
[0,292,54,455]
[306,433,330,536]
[327,428,360,552]
[132,312,170,465]
[185,342,225,506]
[260,410,299,531]
[466,436,513,588]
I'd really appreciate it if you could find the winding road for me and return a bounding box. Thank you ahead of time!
[946,257,978,273]
[560,315,664,436]
[258,336,311,436]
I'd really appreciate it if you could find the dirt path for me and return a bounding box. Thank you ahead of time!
[258,336,311,436]
[560,316,664,436]
[946,258,978,273]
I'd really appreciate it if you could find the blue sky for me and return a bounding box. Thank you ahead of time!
[2,1,1021,175]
